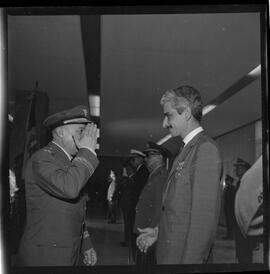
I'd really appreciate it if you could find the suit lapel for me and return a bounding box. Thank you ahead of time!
[163,132,205,203]
[168,144,190,180]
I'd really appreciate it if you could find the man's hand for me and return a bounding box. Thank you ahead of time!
[136,227,158,253]
[74,123,98,151]
[83,247,97,266]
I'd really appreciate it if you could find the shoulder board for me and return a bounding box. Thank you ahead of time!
[42,147,53,155]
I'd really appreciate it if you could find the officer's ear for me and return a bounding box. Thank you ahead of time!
[53,126,64,138]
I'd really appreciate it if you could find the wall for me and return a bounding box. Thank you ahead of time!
[8,15,88,115]
[215,122,258,179]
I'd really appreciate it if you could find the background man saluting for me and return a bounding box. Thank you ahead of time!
[17,105,99,266]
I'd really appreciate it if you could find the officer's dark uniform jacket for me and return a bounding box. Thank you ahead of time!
[18,142,99,266]
[134,165,168,233]
[129,164,149,211]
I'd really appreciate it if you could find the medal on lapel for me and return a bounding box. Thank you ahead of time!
[176,161,185,176]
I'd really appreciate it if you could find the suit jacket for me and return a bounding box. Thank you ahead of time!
[18,142,99,266]
[134,165,168,233]
[156,132,223,264]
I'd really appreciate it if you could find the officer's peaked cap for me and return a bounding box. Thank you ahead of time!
[143,141,172,159]
[129,149,146,158]
[43,105,92,130]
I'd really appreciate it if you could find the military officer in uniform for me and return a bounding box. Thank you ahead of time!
[223,174,237,239]
[127,149,149,262]
[118,163,135,246]
[134,141,171,270]
[17,105,99,266]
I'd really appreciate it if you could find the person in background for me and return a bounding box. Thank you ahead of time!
[234,158,251,192]
[9,168,20,256]
[235,155,263,263]
[223,174,237,240]
[17,105,99,266]
[233,158,252,263]
[118,162,135,247]
[127,149,149,262]
[137,85,223,264]
[107,170,117,224]
[134,141,171,271]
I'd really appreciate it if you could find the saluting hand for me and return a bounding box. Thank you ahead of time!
[74,123,98,151]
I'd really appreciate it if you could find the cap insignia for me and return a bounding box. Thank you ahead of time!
[82,109,87,117]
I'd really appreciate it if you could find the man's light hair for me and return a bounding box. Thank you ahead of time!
[160,85,203,122]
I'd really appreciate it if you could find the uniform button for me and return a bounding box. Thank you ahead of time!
[53,243,57,247]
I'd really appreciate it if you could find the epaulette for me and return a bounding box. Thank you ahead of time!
[42,147,53,155]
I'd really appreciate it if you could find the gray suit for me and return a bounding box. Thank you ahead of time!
[157,132,223,264]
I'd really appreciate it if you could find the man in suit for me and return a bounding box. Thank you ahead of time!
[127,149,149,262]
[118,163,135,246]
[17,105,99,266]
[134,141,171,271]
[223,174,237,240]
[137,85,223,264]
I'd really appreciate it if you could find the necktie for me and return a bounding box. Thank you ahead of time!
[179,141,185,153]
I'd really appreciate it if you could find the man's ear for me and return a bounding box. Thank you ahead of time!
[184,106,192,121]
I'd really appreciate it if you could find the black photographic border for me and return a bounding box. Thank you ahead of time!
[1,2,269,274]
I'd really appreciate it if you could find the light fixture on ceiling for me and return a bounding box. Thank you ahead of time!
[157,133,172,145]
[248,64,261,78]
[89,95,100,117]
[8,114,14,122]
[202,104,217,116]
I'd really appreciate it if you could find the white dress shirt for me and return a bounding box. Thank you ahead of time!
[182,126,204,147]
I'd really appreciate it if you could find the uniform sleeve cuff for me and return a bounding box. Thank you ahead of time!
[80,146,97,156]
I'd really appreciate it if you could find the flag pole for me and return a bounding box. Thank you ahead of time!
[21,82,39,180]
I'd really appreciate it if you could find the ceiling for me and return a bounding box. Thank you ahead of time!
[7,10,263,156]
